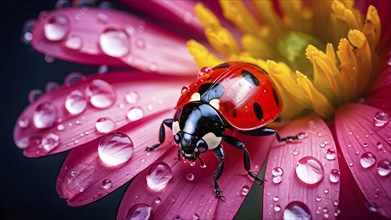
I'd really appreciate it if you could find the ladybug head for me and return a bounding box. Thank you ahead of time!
[174,132,208,161]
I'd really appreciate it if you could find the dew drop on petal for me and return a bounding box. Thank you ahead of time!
[95,117,115,134]
[241,185,250,196]
[44,15,69,41]
[181,86,190,94]
[271,167,284,176]
[325,148,337,160]
[125,91,139,104]
[21,19,36,44]
[33,102,57,129]
[186,173,195,181]
[98,132,134,166]
[65,35,83,50]
[376,142,383,151]
[360,152,376,168]
[86,79,116,109]
[192,214,200,220]
[127,107,144,121]
[101,179,112,189]
[154,197,161,204]
[373,112,389,127]
[97,13,108,23]
[65,90,87,115]
[315,195,322,202]
[272,176,283,184]
[283,201,311,220]
[198,66,213,77]
[274,205,281,212]
[99,28,130,57]
[41,133,60,152]
[16,137,29,149]
[126,203,152,220]
[18,118,30,128]
[273,196,279,202]
[64,72,85,86]
[28,89,43,103]
[149,62,158,72]
[146,162,173,191]
[57,124,65,131]
[362,143,369,148]
[329,169,340,183]
[293,148,299,156]
[45,81,59,92]
[296,156,324,184]
[376,159,391,176]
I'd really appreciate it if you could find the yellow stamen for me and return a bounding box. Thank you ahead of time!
[337,38,359,101]
[362,6,381,55]
[331,0,360,30]
[194,3,221,30]
[279,0,313,33]
[186,40,222,68]
[205,28,241,56]
[326,43,336,64]
[251,0,285,35]
[242,34,281,61]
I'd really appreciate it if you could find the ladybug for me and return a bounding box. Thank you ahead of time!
[147,62,302,198]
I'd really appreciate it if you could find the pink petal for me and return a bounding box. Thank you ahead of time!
[14,71,189,157]
[335,103,391,218]
[56,111,174,206]
[32,8,198,75]
[120,0,205,40]
[117,132,274,220]
[263,115,340,219]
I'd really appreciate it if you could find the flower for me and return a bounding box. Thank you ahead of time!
[14,0,390,220]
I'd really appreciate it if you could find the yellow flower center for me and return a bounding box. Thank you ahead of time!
[187,0,381,120]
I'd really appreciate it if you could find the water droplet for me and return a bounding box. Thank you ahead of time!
[65,90,87,115]
[189,161,196,167]
[21,19,36,44]
[315,195,322,202]
[57,124,65,131]
[99,28,130,57]
[28,89,43,103]
[373,111,389,127]
[349,162,354,167]
[333,200,339,207]
[16,137,30,149]
[271,167,284,176]
[367,203,378,213]
[376,159,390,176]
[320,143,326,148]
[329,169,340,183]
[296,156,324,184]
[18,118,30,128]
[65,35,82,50]
[324,213,329,218]
[274,205,281,212]
[64,72,85,86]
[272,176,283,184]
[198,66,213,77]
[45,81,59,92]
[44,54,55,63]
[71,170,76,177]
[273,196,279,202]
[200,163,207,169]
[317,132,322,137]
[44,15,69,41]
[41,133,60,152]
[97,13,108,23]
[101,179,112,189]
[95,117,115,133]
[146,162,172,191]
[293,148,299,156]
[154,197,161,204]
[86,79,116,108]
[127,107,144,121]
[98,132,134,166]
[363,143,369,148]
[192,214,200,220]
[376,142,383,151]
[283,201,311,220]
[181,86,190,94]
[135,38,145,49]
[33,102,57,129]
[241,185,250,196]
[149,62,158,72]
[325,148,337,160]
[126,203,152,220]
[186,173,195,181]
[125,91,139,104]
[360,152,376,168]
[146,104,153,111]
[98,65,108,74]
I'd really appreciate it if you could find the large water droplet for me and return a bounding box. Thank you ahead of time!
[127,107,144,121]
[329,169,340,183]
[146,162,172,191]
[126,203,152,220]
[241,185,250,196]
[373,112,389,127]
[41,133,60,152]
[86,79,116,109]
[125,91,139,104]
[65,35,83,50]
[325,148,337,160]
[44,15,69,41]
[272,167,284,176]
[28,89,43,103]
[283,201,312,220]
[65,90,87,115]
[64,72,85,86]
[33,102,57,129]
[360,152,376,168]
[376,159,390,176]
[95,117,115,133]
[296,156,324,184]
[98,132,134,166]
[99,28,130,57]
[101,179,112,189]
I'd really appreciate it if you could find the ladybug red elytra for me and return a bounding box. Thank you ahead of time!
[147,62,303,198]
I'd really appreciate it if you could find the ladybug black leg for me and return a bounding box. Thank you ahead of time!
[146,119,173,151]
[213,145,225,199]
[239,127,305,142]
[223,135,264,185]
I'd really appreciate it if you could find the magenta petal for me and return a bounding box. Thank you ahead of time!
[56,111,174,206]
[117,132,273,220]
[32,8,197,74]
[335,103,391,218]
[263,115,340,219]
[14,71,189,157]
[366,64,391,114]
[120,0,205,40]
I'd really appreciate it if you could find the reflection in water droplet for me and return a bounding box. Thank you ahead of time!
[18,118,30,128]
[44,15,70,41]
[86,79,116,108]
[283,201,311,220]
[296,156,324,184]
[95,117,115,133]
[28,89,43,103]
[101,179,112,189]
[98,132,134,166]
[271,167,284,176]
[65,90,87,115]
[41,133,60,152]
[186,173,195,181]
[99,28,130,57]
[376,159,390,176]
[329,169,340,183]
[127,107,144,121]
[360,152,376,168]
[373,112,389,127]
[272,176,282,184]
[325,148,337,160]
[33,102,57,129]
[146,162,172,191]
[241,185,250,196]
[126,203,152,220]
[65,35,83,50]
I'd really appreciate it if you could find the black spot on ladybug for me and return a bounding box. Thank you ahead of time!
[213,63,230,69]
[241,70,260,86]
[198,83,225,102]
[253,102,264,121]
[272,88,280,106]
